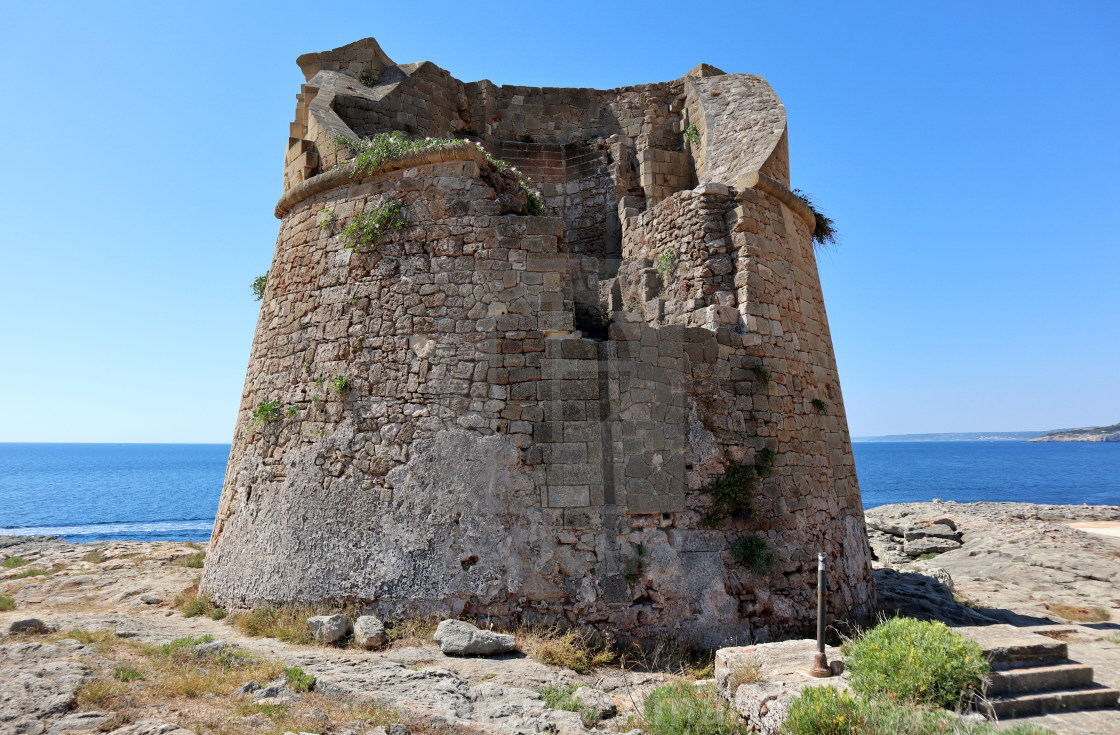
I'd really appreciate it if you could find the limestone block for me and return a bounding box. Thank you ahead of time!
[307,614,352,643]
[433,619,516,655]
[354,615,387,649]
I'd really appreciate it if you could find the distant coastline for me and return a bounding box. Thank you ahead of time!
[856,422,1120,443]
[852,431,1046,442]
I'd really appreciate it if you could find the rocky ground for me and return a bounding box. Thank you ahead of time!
[866,502,1120,733]
[2,502,1119,735]
[0,536,666,735]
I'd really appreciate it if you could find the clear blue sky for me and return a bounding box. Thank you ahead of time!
[1,1,1117,442]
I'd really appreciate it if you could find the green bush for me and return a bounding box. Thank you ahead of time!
[341,198,409,252]
[1,555,29,569]
[843,617,989,708]
[0,595,15,611]
[783,685,865,735]
[643,682,747,735]
[729,535,777,574]
[284,666,315,692]
[784,685,1057,735]
[251,272,269,301]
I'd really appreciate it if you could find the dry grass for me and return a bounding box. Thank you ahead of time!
[516,627,617,674]
[52,624,468,735]
[725,657,763,691]
[384,614,440,648]
[0,594,14,611]
[173,552,206,569]
[230,606,319,645]
[616,635,716,679]
[81,549,108,564]
[1046,603,1110,623]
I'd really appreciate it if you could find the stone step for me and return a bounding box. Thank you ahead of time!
[984,661,1095,695]
[956,625,1068,666]
[985,684,1120,719]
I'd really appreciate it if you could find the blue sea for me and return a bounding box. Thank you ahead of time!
[0,442,1118,542]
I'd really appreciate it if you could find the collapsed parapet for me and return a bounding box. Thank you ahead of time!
[201,38,874,646]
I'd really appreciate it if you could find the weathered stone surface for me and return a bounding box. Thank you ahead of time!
[354,615,386,649]
[571,686,616,718]
[200,35,873,645]
[433,619,516,656]
[307,615,352,644]
[903,536,962,556]
[103,722,195,735]
[0,642,91,735]
[715,640,847,735]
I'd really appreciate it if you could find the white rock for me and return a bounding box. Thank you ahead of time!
[572,685,617,717]
[307,614,352,643]
[354,615,386,649]
[433,619,515,655]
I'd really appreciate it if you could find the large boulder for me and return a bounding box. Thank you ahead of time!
[354,615,387,649]
[307,614,352,643]
[433,619,515,656]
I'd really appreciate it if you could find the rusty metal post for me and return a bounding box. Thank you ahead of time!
[809,551,832,677]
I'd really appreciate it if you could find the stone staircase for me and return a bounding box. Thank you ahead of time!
[959,625,1119,719]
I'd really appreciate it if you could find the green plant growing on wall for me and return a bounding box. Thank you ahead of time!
[330,375,350,396]
[358,70,379,87]
[251,399,282,429]
[342,198,409,252]
[622,544,648,584]
[656,249,677,283]
[684,122,700,145]
[791,189,837,248]
[752,365,771,385]
[811,397,829,415]
[251,272,269,301]
[730,534,777,574]
[285,405,300,418]
[317,208,337,232]
[334,131,545,216]
[700,448,777,526]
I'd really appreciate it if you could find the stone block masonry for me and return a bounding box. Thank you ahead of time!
[201,37,874,647]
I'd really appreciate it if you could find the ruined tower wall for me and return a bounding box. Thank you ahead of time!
[202,38,873,647]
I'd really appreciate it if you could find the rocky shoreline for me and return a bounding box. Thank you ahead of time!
[1,502,1119,735]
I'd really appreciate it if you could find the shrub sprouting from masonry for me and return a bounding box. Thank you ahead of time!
[811,397,829,415]
[729,534,777,574]
[317,208,336,232]
[684,123,700,145]
[251,272,268,301]
[342,198,409,253]
[357,70,379,87]
[700,448,776,527]
[643,682,747,735]
[791,189,836,247]
[252,399,283,429]
[843,617,989,709]
[656,248,677,280]
[330,375,350,396]
[333,131,544,215]
[752,365,771,385]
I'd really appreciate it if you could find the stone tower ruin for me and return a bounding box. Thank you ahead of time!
[201,37,874,646]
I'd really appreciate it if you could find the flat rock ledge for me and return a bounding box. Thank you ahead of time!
[715,639,846,735]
